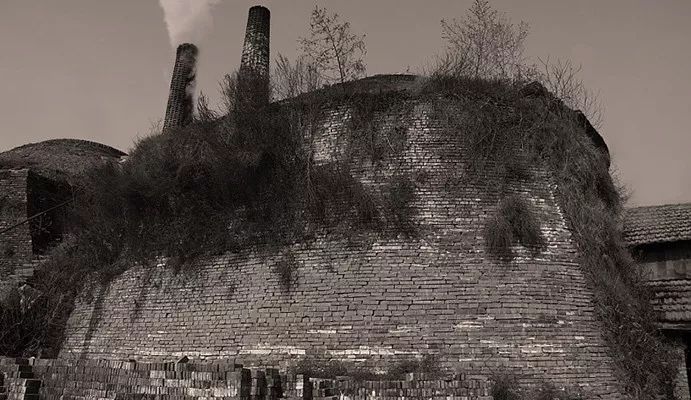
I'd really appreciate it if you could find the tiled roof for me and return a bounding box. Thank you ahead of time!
[647,280,691,324]
[623,203,691,246]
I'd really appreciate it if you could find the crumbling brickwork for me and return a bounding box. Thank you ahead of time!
[61,94,627,398]
[0,169,69,299]
[0,169,33,298]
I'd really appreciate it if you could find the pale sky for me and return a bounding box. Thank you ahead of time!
[0,0,689,206]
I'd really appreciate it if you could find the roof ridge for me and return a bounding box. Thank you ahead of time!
[626,202,691,211]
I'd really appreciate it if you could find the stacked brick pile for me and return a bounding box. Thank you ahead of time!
[1,358,254,400]
[291,374,492,400]
[0,358,41,400]
[0,358,496,400]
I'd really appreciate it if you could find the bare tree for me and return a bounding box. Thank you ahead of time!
[196,92,218,121]
[438,0,529,80]
[437,0,603,127]
[299,6,367,85]
[219,73,238,114]
[272,53,323,100]
[534,57,604,128]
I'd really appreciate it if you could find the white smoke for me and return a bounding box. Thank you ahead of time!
[158,0,221,47]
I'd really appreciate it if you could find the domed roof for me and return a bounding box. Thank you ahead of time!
[0,139,126,184]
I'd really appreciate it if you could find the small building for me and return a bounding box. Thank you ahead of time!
[624,203,691,396]
[0,139,125,297]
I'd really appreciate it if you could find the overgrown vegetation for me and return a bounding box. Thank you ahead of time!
[434,0,603,128]
[0,8,675,394]
[298,6,367,85]
[0,75,676,399]
[423,75,677,399]
[0,74,418,358]
[346,92,409,163]
[306,163,379,231]
[0,242,79,357]
[485,194,546,261]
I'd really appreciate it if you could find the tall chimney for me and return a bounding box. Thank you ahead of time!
[163,43,198,132]
[237,6,270,110]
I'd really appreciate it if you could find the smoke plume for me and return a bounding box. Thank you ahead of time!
[158,0,221,48]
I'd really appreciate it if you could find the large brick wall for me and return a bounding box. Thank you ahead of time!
[60,94,628,398]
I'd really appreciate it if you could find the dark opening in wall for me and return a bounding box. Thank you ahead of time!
[632,240,691,265]
[26,171,71,254]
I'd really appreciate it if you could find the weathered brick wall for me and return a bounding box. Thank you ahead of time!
[61,96,626,398]
[0,169,33,299]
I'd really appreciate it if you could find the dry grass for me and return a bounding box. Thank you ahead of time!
[485,194,546,261]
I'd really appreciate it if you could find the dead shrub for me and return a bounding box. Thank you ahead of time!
[491,373,522,400]
[274,252,299,292]
[307,163,379,230]
[485,214,514,261]
[346,92,410,163]
[485,194,545,260]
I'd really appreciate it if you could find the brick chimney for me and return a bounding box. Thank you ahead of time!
[163,43,198,132]
[237,6,270,110]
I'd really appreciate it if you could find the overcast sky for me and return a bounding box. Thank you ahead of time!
[0,0,689,206]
